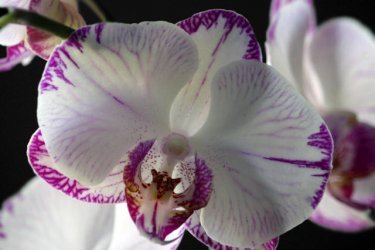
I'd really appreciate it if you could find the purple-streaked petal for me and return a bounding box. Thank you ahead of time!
[192,60,332,248]
[306,18,375,121]
[185,211,279,250]
[310,190,374,232]
[37,22,198,186]
[26,0,85,59]
[109,204,183,250]
[123,139,212,241]
[170,9,261,136]
[266,0,316,100]
[0,177,115,249]
[0,43,34,71]
[27,129,126,203]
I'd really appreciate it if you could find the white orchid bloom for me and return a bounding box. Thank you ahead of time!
[266,0,375,232]
[27,9,332,249]
[0,0,84,71]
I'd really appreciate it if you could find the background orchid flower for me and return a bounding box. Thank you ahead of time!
[0,177,183,250]
[266,0,375,232]
[26,9,332,249]
[0,0,84,71]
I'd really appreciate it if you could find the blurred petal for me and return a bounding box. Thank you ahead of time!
[170,10,261,136]
[269,0,313,21]
[0,25,26,46]
[306,18,375,120]
[27,129,126,203]
[0,177,115,249]
[26,0,85,59]
[310,190,375,232]
[352,172,375,208]
[0,0,29,46]
[193,61,332,248]
[0,43,33,72]
[37,22,198,186]
[266,0,316,96]
[60,0,78,9]
[109,204,183,250]
[186,211,279,250]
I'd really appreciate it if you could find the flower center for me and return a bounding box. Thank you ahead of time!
[123,137,212,241]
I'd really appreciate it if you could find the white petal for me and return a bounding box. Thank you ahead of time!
[170,10,261,136]
[310,190,375,232]
[186,211,279,250]
[37,22,198,186]
[0,178,115,250]
[266,0,316,95]
[269,0,313,21]
[0,24,26,46]
[306,17,375,121]
[27,129,126,203]
[192,60,332,248]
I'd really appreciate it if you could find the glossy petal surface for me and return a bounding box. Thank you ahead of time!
[266,0,315,96]
[307,18,375,122]
[37,23,198,186]
[193,61,332,248]
[27,129,126,203]
[310,190,374,232]
[170,10,261,136]
[26,0,85,59]
[186,211,279,250]
[0,178,115,249]
[0,43,33,71]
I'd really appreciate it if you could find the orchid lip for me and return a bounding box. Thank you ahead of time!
[123,137,212,241]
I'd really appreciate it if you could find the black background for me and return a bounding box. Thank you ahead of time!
[0,0,374,249]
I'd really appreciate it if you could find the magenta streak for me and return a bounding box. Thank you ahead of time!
[151,202,158,237]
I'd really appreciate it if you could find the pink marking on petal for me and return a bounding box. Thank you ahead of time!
[0,43,33,72]
[177,9,261,61]
[27,130,126,203]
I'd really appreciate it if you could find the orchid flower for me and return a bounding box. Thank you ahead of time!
[0,0,84,71]
[266,0,375,232]
[27,9,332,249]
[0,177,182,249]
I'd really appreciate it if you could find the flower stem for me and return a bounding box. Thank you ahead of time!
[81,0,113,22]
[0,7,75,39]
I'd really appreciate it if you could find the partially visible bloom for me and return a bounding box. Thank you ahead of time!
[266,0,375,232]
[0,0,84,71]
[28,10,332,249]
[0,177,182,250]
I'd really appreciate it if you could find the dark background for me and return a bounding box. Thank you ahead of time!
[0,0,374,249]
